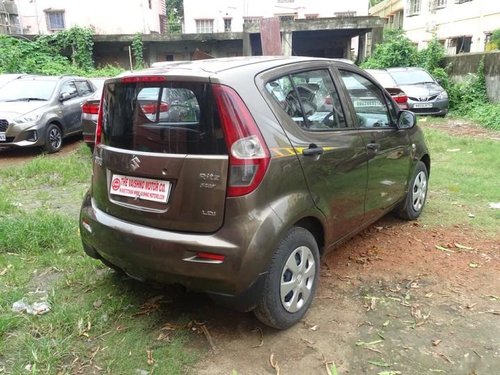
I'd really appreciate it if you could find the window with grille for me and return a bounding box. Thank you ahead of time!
[195,19,213,33]
[224,18,232,32]
[45,10,65,30]
[407,0,421,16]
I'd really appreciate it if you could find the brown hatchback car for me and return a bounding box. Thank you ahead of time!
[80,57,430,329]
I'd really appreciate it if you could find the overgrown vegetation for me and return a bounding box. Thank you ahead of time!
[132,33,145,70]
[362,29,500,130]
[166,0,183,34]
[0,27,123,77]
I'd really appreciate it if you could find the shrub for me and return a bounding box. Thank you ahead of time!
[361,29,419,68]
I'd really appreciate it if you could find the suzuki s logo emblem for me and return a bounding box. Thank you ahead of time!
[129,156,141,171]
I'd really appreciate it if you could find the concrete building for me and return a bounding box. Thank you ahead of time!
[16,0,166,35]
[183,0,369,34]
[403,0,500,54]
[369,0,404,31]
[0,0,21,34]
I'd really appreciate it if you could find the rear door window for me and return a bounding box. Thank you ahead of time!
[266,69,347,131]
[101,81,226,155]
[75,80,94,96]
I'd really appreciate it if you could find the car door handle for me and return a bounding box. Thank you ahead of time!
[302,144,324,156]
[366,142,380,152]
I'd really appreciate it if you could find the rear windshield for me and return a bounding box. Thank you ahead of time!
[101,81,227,155]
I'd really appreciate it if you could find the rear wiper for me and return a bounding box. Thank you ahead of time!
[5,97,47,102]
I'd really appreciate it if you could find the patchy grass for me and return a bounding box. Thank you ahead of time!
[419,124,500,234]
[0,145,197,374]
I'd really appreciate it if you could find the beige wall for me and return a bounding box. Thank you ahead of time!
[403,0,500,54]
[183,0,370,34]
[17,0,165,35]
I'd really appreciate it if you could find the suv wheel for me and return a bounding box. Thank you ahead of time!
[397,161,428,220]
[254,227,319,329]
[44,123,63,153]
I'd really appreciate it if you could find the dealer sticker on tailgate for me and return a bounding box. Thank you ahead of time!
[110,174,171,203]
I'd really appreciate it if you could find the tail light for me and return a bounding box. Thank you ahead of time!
[141,102,169,114]
[393,92,408,104]
[82,101,100,115]
[95,96,104,146]
[212,84,270,197]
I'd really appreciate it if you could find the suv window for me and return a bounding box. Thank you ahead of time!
[339,70,393,128]
[101,81,226,155]
[60,81,78,97]
[266,69,346,131]
[75,80,94,96]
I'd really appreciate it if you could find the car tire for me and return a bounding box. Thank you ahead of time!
[44,123,63,153]
[396,161,428,220]
[254,226,320,329]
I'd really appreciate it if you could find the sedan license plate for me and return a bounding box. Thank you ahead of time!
[110,174,171,203]
[0,132,5,142]
[413,103,433,109]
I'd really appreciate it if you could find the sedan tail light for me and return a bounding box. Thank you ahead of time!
[82,101,100,115]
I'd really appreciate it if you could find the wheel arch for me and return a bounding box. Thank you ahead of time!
[293,216,325,256]
[420,154,431,177]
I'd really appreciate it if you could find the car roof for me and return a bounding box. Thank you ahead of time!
[133,56,357,78]
[14,75,88,82]
[386,67,425,72]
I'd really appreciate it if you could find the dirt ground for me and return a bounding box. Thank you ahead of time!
[0,134,83,168]
[185,218,499,375]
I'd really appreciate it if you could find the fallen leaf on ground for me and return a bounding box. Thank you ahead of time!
[356,339,384,347]
[454,243,474,251]
[269,353,280,375]
[368,360,391,368]
[435,245,455,253]
[251,327,264,348]
[147,350,154,365]
[325,361,338,375]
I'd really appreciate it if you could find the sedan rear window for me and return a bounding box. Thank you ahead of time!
[101,81,227,155]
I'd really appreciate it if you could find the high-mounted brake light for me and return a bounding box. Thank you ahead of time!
[120,75,167,83]
[212,84,270,197]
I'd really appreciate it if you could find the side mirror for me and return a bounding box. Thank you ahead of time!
[397,110,416,129]
[59,92,75,102]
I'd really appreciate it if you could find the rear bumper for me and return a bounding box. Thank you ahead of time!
[79,192,282,308]
[81,117,96,146]
[408,98,449,116]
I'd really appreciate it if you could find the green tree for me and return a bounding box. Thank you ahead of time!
[361,29,419,68]
[166,0,183,33]
[489,28,500,50]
